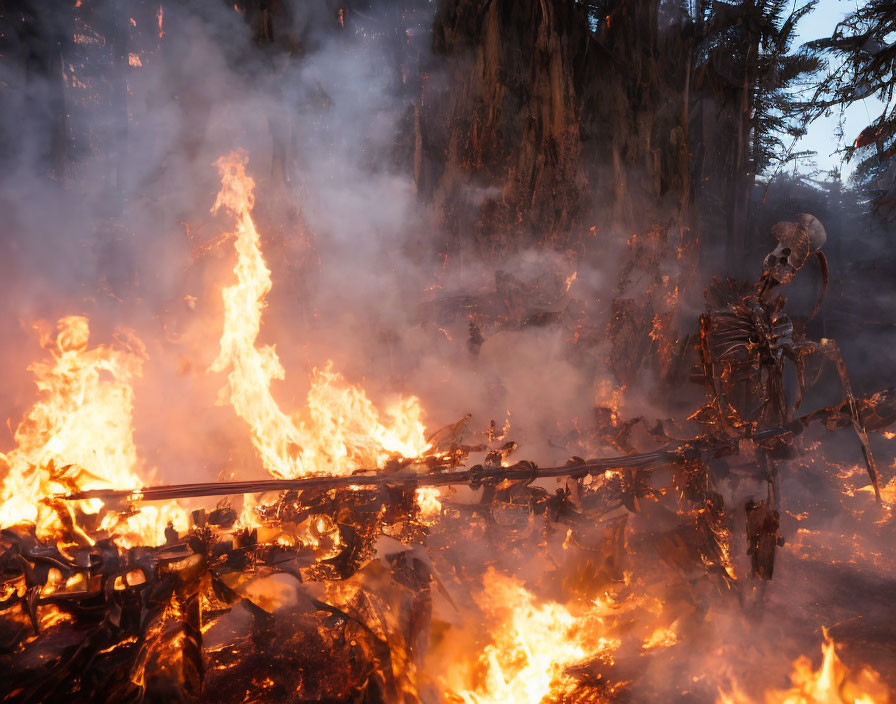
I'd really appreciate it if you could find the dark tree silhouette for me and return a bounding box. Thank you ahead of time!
[806,0,896,216]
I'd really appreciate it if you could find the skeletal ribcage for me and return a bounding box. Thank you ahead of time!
[709,303,792,367]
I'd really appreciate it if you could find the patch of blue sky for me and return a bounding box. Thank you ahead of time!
[789,0,886,179]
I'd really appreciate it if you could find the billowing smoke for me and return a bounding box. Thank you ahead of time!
[0,0,633,482]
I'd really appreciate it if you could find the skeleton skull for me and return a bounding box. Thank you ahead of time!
[762,213,826,285]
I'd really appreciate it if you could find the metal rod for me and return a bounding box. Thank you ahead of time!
[60,449,682,503]
[60,398,881,505]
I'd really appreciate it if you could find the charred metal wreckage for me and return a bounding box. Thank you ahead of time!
[1,216,894,703]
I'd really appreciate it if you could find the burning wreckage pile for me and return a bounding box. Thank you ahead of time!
[1,154,895,704]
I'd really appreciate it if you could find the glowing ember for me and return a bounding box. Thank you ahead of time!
[0,316,185,544]
[641,625,679,651]
[209,152,429,479]
[415,486,442,522]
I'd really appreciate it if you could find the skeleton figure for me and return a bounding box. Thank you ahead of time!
[701,214,828,430]
[697,214,879,581]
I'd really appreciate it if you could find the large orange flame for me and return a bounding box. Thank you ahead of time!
[209,152,429,479]
[440,569,619,704]
[718,634,891,704]
[0,316,186,544]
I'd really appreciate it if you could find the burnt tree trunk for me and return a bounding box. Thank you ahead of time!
[421,0,697,388]
[420,0,596,257]
[422,0,697,254]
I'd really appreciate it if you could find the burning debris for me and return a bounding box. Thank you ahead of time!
[0,153,894,704]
